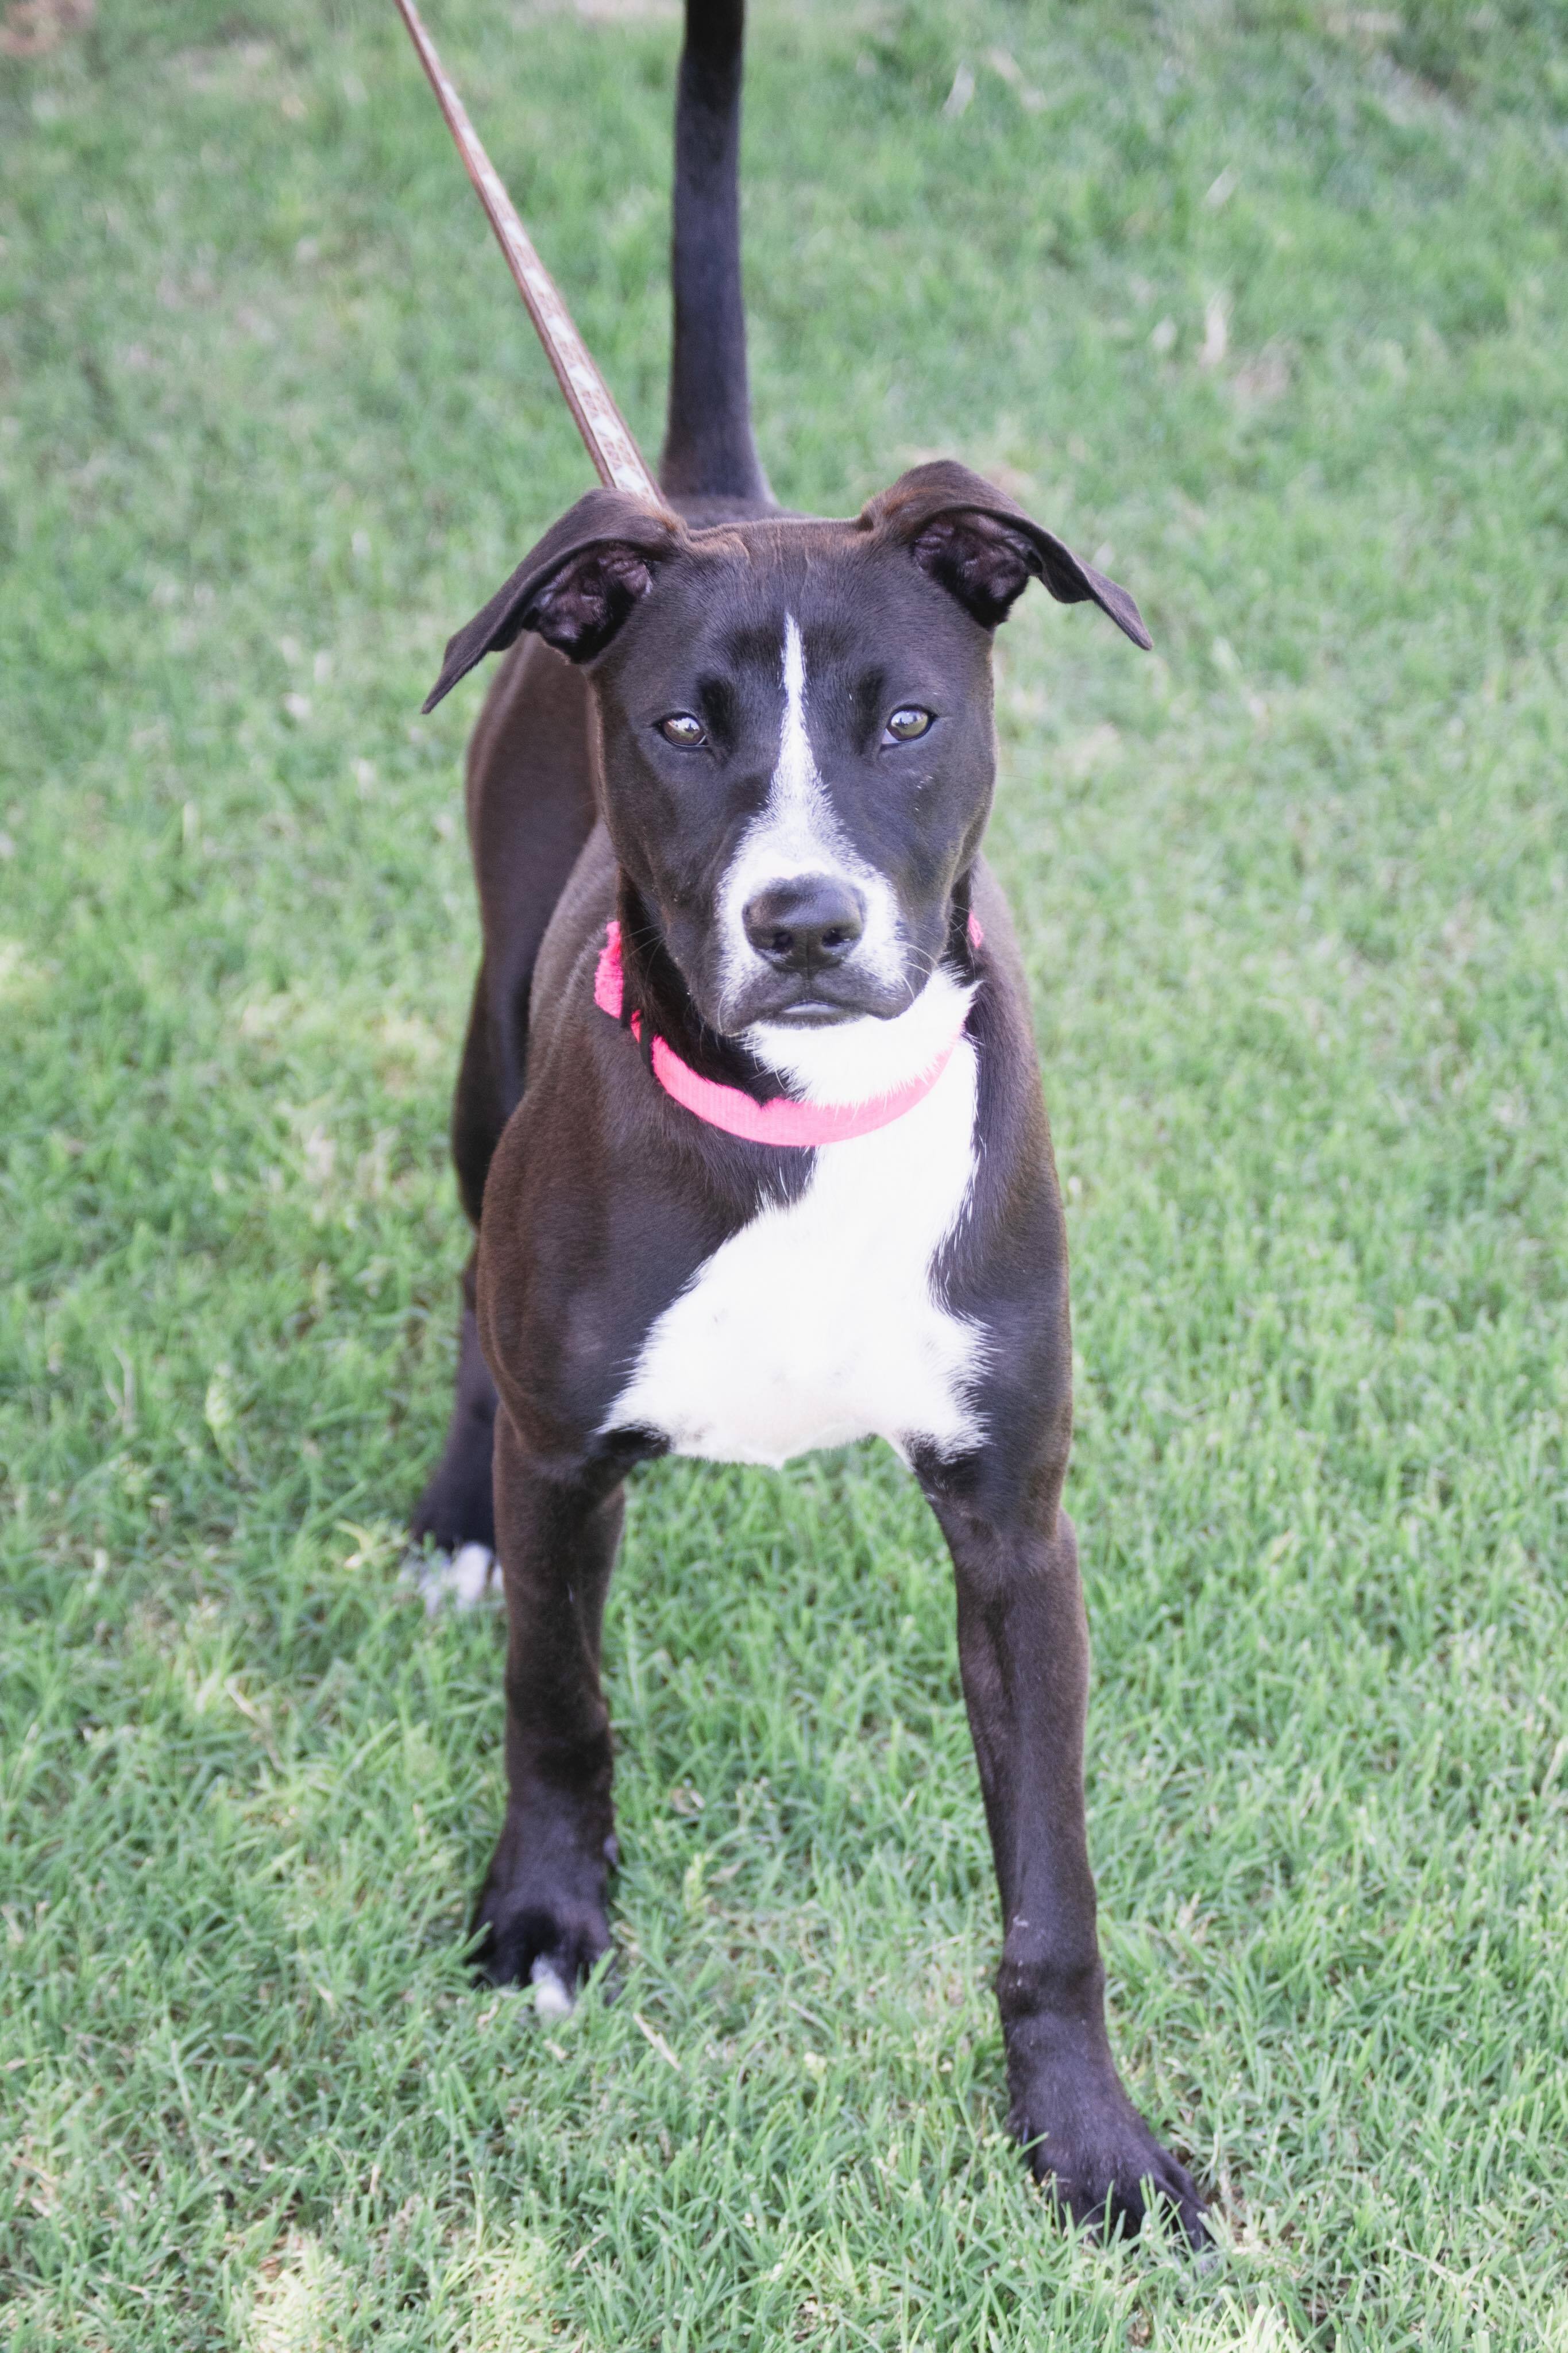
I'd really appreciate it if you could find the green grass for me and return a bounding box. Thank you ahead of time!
[2,0,1566,2343]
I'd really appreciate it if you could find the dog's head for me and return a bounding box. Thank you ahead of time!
[426,460,1149,1062]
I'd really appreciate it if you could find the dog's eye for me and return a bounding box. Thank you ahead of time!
[883,706,933,744]
[658,713,706,747]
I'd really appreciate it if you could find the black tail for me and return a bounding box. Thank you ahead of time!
[659,0,771,507]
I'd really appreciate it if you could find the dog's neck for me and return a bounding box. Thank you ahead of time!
[614,874,980,1109]
[615,877,778,1104]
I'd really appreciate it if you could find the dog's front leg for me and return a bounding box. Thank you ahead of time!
[929,1488,1206,2246]
[472,1410,625,2003]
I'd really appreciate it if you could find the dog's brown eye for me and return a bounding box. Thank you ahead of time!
[883,706,933,743]
[658,713,706,747]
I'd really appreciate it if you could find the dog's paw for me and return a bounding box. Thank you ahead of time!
[409,1450,496,1555]
[1011,2077,1207,2251]
[402,1542,502,1616]
[470,1837,613,1999]
[471,1895,612,1997]
[529,1955,577,2018]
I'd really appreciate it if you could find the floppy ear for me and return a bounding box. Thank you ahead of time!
[422,489,683,712]
[859,458,1152,650]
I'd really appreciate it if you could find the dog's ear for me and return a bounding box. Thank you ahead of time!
[422,490,683,712]
[860,459,1152,650]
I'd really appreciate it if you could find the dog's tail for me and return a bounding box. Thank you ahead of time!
[659,0,771,507]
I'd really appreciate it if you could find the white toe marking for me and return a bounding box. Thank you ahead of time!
[530,1958,575,2018]
[408,1541,500,1615]
[450,1541,499,1607]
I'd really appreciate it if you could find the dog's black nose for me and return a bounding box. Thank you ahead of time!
[743,875,866,975]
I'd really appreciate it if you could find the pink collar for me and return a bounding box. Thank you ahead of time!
[593,917,978,1148]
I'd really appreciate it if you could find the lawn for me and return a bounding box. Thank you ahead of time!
[2,0,1566,2344]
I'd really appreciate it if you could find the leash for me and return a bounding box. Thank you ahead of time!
[392,0,660,503]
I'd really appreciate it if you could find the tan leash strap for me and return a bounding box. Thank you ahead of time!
[393,0,661,503]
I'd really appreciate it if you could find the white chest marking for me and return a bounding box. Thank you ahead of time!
[601,1013,986,1469]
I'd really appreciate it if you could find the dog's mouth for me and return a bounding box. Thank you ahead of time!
[761,994,871,1029]
[719,964,917,1034]
[732,982,907,1032]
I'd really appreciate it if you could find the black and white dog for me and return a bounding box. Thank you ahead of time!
[412,0,1204,2245]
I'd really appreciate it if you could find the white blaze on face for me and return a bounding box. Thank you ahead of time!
[717,614,903,1021]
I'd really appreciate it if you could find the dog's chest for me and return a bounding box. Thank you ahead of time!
[603,1043,985,1468]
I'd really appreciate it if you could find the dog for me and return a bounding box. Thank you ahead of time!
[410,0,1204,2247]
